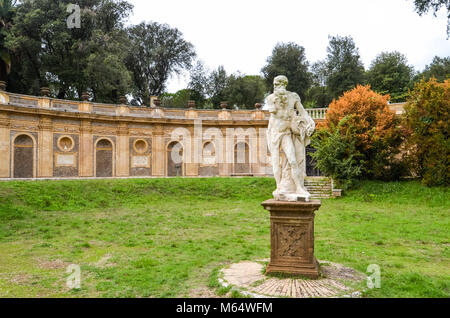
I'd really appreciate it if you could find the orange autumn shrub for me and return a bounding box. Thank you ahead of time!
[318,85,404,180]
[403,78,449,186]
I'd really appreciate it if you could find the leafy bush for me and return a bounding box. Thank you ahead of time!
[402,78,449,186]
[311,116,363,189]
[316,85,404,183]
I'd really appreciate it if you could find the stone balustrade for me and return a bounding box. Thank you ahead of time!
[1,91,329,122]
[306,108,328,120]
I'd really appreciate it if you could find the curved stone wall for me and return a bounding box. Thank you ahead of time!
[0,91,333,180]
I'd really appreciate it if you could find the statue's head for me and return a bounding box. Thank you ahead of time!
[273,75,288,91]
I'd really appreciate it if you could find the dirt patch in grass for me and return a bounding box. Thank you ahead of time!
[94,254,117,268]
[319,260,366,281]
[9,273,33,285]
[38,259,70,270]
[188,286,220,298]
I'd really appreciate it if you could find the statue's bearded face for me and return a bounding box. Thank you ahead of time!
[274,86,288,108]
[273,76,288,92]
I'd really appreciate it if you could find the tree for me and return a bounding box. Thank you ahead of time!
[311,116,364,189]
[413,0,450,37]
[305,60,333,108]
[318,85,403,181]
[325,35,366,99]
[83,30,132,102]
[367,51,415,102]
[160,89,193,108]
[207,65,228,108]
[402,78,449,186]
[224,74,267,109]
[419,55,450,82]
[188,64,266,109]
[5,0,133,102]
[189,63,231,109]
[0,0,16,82]
[261,42,311,101]
[187,60,209,107]
[126,22,196,105]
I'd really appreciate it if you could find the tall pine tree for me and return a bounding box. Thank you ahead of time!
[325,35,366,99]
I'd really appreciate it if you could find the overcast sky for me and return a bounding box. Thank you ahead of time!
[128,0,449,93]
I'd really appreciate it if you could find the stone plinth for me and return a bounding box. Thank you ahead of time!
[262,199,321,279]
[219,260,366,298]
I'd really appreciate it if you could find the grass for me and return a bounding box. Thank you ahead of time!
[0,177,448,298]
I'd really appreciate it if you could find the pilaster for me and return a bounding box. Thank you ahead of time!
[38,116,53,177]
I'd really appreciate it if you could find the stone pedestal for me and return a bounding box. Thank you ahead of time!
[261,199,321,279]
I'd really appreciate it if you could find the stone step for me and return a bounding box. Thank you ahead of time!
[306,185,332,188]
[308,186,331,189]
[305,177,334,199]
[309,190,331,192]
[306,186,331,188]
[305,181,332,184]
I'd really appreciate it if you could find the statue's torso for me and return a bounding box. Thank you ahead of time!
[267,92,298,132]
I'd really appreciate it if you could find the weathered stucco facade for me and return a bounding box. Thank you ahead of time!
[0,91,331,180]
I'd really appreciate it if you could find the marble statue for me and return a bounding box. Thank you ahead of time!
[266,75,316,202]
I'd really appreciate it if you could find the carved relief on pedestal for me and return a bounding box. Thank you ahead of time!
[277,224,308,258]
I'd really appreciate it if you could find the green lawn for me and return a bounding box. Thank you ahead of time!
[0,178,448,298]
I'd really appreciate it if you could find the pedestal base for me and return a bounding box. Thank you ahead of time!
[262,199,321,279]
[273,190,311,202]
